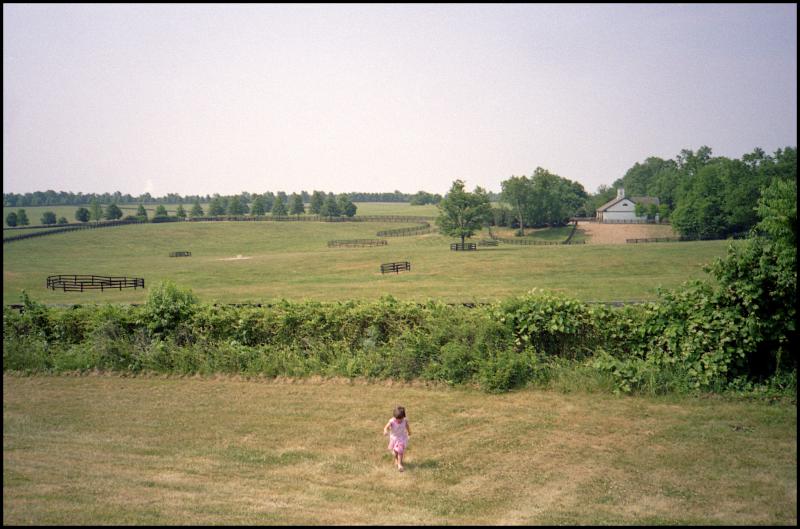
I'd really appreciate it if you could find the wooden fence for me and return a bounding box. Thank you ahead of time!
[380,261,411,274]
[376,222,432,237]
[3,219,144,243]
[626,232,747,244]
[46,275,145,292]
[186,215,434,223]
[450,243,477,251]
[169,251,192,257]
[327,239,388,248]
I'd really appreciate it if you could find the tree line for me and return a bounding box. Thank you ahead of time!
[605,146,796,240]
[3,189,441,207]
[5,192,364,227]
[488,145,795,240]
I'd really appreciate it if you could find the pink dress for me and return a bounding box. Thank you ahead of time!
[387,417,409,454]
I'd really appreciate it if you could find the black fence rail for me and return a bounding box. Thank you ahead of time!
[327,239,388,248]
[46,274,145,292]
[626,232,748,244]
[380,261,411,274]
[600,219,662,224]
[169,251,192,257]
[185,215,434,223]
[626,237,683,244]
[563,220,580,244]
[3,219,144,244]
[493,238,563,246]
[450,243,477,251]
[376,222,432,237]
[477,239,499,246]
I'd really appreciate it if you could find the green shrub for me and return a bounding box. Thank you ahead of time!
[143,281,198,337]
[478,347,538,393]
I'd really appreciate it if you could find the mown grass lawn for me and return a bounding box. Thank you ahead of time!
[3,374,796,525]
[3,220,731,305]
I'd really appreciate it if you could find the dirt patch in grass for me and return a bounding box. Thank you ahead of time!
[578,222,678,245]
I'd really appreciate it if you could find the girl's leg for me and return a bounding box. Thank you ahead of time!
[397,450,404,471]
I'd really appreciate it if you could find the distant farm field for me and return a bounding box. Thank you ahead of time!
[3,375,796,525]
[3,218,732,305]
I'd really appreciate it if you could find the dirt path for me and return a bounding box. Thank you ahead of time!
[578,222,677,245]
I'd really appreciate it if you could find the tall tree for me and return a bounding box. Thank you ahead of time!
[75,207,90,223]
[337,194,357,217]
[435,180,492,245]
[6,211,18,227]
[175,204,187,218]
[309,191,325,214]
[42,211,56,225]
[105,203,123,220]
[227,195,245,216]
[250,196,266,216]
[320,194,340,218]
[207,197,225,216]
[290,193,305,216]
[89,199,103,222]
[190,200,204,217]
[500,175,533,235]
[271,195,287,216]
[137,204,148,219]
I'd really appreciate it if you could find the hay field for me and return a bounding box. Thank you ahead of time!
[2,219,731,305]
[3,375,795,525]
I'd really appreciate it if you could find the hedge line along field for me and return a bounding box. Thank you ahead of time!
[2,220,732,305]
[3,374,796,525]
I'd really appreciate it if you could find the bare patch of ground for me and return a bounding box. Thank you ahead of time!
[578,222,677,245]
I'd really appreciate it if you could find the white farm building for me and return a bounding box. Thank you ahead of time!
[596,188,660,223]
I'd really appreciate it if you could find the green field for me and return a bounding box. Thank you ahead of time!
[3,219,731,305]
[3,375,795,525]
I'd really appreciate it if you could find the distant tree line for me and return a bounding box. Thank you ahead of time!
[3,189,445,207]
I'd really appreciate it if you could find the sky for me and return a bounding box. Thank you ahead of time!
[3,3,797,197]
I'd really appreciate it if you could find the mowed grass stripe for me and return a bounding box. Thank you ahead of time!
[3,375,795,525]
[3,221,732,304]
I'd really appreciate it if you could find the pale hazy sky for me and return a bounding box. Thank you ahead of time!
[3,3,797,197]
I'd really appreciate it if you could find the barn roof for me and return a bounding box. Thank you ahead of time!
[596,194,659,212]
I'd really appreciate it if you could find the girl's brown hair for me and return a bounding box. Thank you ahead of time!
[393,406,406,420]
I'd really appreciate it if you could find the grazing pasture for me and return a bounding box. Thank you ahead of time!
[3,375,795,525]
[2,220,731,305]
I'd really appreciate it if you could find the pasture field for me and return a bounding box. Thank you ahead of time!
[3,220,731,305]
[3,375,796,525]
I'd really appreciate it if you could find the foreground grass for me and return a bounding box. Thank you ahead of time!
[3,221,730,305]
[3,374,796,525]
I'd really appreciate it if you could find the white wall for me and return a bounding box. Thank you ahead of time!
[601,199,645,222]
